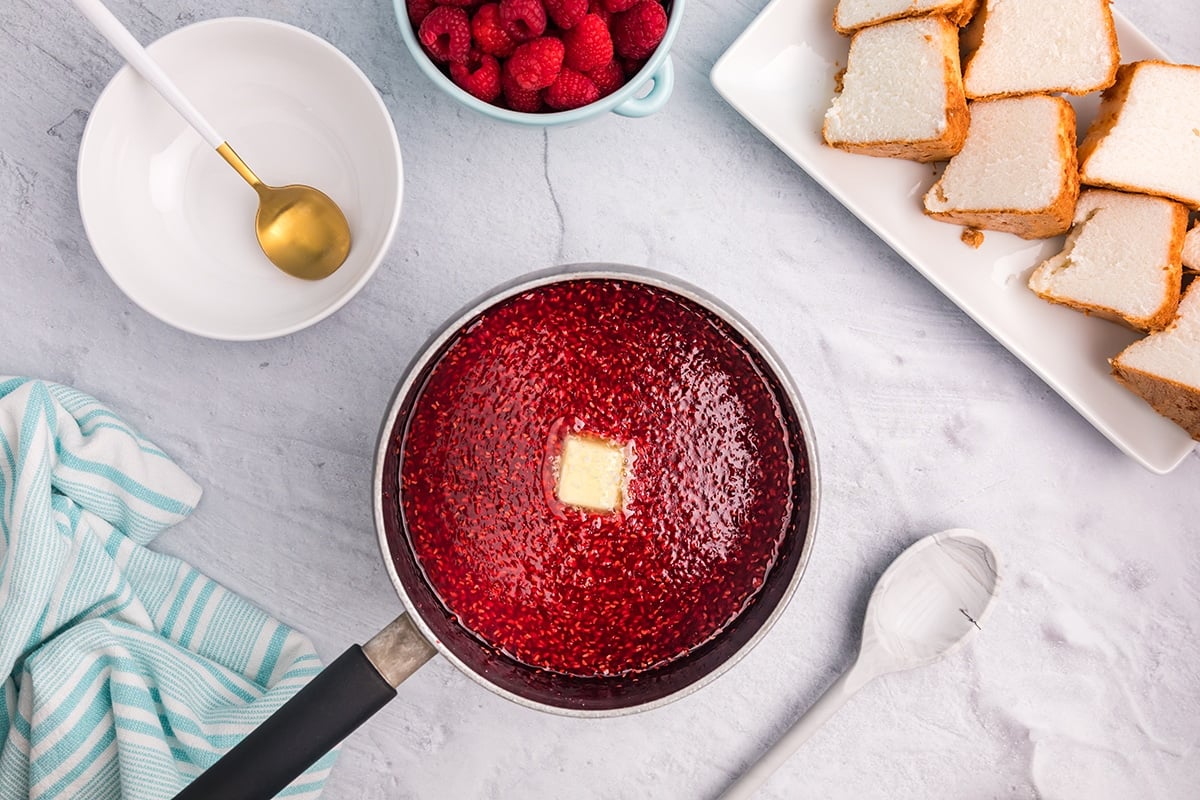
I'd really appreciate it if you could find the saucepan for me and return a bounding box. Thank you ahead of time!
[176,265,820,799]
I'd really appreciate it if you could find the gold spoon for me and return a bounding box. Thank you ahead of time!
[74,0,351,280]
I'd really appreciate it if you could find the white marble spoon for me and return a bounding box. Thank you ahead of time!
[719,528,1002,800]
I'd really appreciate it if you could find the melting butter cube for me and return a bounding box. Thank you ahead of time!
[556,433,625,513]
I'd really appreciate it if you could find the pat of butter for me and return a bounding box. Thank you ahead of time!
[556,433,626,513]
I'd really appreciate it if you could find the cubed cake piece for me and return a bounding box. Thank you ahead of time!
[833,0,979,34]
[556,433,626,513]
[823,16,969,163]
[1112,284,1200,440]
[1079,61,1200,208]
[1028,189,1188,331]
[923,95,1079,239]
[961,0,1118,99]
[1183,223,1200,271]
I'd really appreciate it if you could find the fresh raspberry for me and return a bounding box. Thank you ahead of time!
[544,67,600,109]
[438,0,484,5]
[601,0,639,11]
[450,51,502,101]
[544,0,587,30]
[611,1,667,59]
[586,59,624,96]
[499,0,547,41]
[587,0,612,24]
[407,0,438,27]
[419,6,472,63]
[502,68,544,112]
[562,13,613,72]
[505,36,564,90]
[472,3,516,57]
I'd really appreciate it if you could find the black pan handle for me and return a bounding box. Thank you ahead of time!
[175,614,436,800]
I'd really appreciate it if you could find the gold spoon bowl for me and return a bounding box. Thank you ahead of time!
[218,144,352,281]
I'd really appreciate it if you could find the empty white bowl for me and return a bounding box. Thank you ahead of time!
[77,17,402,340]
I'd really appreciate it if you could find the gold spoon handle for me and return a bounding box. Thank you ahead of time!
[216,143,265,193]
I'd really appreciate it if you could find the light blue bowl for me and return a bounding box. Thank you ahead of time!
[392,0,683,125]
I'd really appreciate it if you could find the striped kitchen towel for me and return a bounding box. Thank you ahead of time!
[0,378,334,799]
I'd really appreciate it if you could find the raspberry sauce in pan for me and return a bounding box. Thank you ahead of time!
[400,279,800,677]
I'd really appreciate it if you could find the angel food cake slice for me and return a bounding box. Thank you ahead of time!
[961,0,1118,99]
[1183,224,1200,271]
[1080,61,1200,209]
[923,95,1079,238]
[1027,189,1188,331]
[1112,284,1200,440]
[823,16,968,163]
[833,0,978,34]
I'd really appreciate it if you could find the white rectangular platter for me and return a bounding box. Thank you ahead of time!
[710,1,1195,474]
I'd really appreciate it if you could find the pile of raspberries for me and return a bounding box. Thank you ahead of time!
[407,0,670,112]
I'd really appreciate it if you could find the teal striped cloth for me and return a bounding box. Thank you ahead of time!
[0,378,335,799]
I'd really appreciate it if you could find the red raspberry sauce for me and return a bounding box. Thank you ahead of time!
[401,279,798,676]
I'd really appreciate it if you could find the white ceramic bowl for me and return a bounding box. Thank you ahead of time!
[78,17,402,340]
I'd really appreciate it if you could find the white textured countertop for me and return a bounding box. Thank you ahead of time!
[3,1,1200,797]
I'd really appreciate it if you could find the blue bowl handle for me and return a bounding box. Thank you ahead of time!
[612,56,675,118]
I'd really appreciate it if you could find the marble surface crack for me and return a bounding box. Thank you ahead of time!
[542,129,565,262]
[46,108,87,140]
